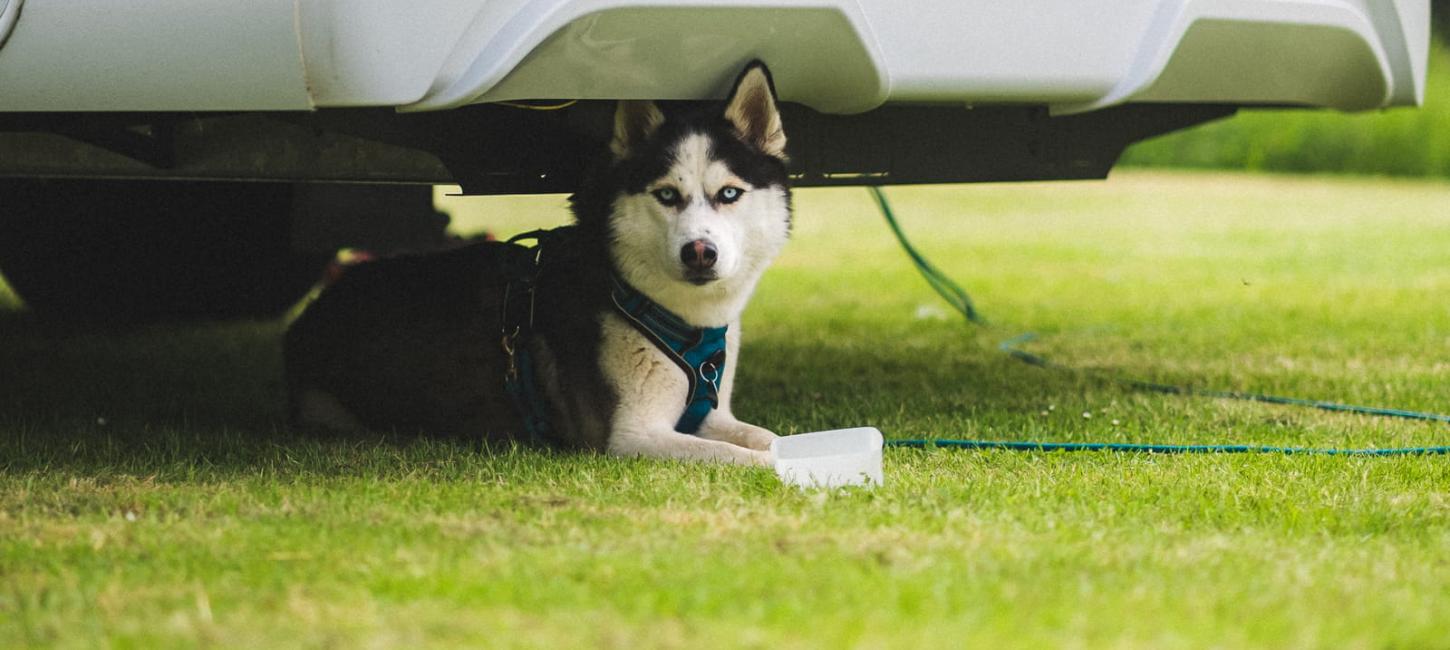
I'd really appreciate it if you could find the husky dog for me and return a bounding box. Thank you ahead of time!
[284,62,790,466]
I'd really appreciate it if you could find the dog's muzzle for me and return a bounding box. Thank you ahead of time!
[680,239,718,284]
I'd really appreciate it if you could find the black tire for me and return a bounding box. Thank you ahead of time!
[0,179,332,323]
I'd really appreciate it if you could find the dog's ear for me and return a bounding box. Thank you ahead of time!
[723,61,786,159]
[611,100,665,159]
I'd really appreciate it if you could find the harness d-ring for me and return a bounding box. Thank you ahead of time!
[700,359,722,397]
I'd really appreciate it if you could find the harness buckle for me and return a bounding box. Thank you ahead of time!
[700,361,722,400]
[501,330,520,381]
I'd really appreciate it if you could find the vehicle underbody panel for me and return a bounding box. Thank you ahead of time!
[0,102,1236,194]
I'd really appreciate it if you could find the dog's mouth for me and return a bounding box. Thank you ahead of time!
[683,270,719,286]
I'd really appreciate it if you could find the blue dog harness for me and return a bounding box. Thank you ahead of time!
[500,230,726,441]
[608,274,727,434]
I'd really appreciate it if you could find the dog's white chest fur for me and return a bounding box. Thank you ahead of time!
[599,312,696,423]
[598,312,772,465]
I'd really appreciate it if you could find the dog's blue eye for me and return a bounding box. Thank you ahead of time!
[717,186,743,204]
[652,188,680,206]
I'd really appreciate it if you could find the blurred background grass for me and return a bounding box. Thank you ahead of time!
[1121,28,1450,177]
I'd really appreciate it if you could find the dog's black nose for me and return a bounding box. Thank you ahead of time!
[680,239,717,271]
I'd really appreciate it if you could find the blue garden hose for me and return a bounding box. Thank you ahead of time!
[884,439,1450,456]
[870,186,1450,456]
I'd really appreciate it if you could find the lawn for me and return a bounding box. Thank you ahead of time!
[3,171,1449,648]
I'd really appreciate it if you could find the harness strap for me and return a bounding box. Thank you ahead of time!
[499,229,559,444]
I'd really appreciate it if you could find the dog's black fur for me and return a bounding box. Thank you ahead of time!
[284,223,617,447]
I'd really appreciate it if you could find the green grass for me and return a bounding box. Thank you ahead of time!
[1122,41,1450,177]
[4,171,1450,648]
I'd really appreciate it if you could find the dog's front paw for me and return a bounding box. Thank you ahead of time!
[697,418,778,451]
[746,448,773,467]
[739,426,779,452]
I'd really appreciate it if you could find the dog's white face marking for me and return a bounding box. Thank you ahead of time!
[610,133,790,327]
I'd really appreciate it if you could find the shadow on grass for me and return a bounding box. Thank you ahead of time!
[0,306,1096,477]
[0,307,288,428]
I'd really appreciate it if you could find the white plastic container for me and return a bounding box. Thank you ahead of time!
[771,427,884,489]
